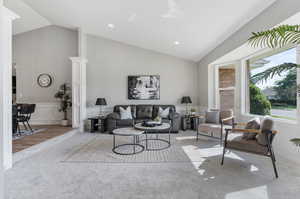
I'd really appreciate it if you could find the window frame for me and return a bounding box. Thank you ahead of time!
[241,45,300,124]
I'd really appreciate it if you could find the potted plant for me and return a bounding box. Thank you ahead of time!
[54,83,72,126]
[190,108,196,115]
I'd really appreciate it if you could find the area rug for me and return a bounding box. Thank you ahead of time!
[13,128,47,140]
[62,133,222,163]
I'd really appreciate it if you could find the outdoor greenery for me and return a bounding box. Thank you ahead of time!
[248,25,300,87]
[249,83,271,115]
[248,25,300,49]
[273,69,297,104]
[248,24,300,143]
[54,83,72,120]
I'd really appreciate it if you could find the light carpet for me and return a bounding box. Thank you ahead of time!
[62,133,207,163]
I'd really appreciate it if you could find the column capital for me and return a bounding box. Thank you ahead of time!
[2,7,19,20]
[70,57,88,64]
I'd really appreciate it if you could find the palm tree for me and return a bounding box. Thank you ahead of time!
[248,25,300,92]
[248,25,300,48]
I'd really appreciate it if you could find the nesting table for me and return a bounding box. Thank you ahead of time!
[134,122,171,151]
[112,127,145,155]
[112,122,171,155]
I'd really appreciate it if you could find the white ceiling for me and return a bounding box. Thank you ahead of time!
[4,0,51,35]
[8,0,276,61]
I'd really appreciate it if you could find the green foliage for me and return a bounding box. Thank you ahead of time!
[248,25,300,48]
[54,83,72,120]
[273,69,297,103]
[250,62,298,84]
[249,84,271,115]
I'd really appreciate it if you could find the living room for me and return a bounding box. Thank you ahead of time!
[1,0,300,199]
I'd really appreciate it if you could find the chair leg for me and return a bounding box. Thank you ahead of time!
[22,122,28,131]
[270,153,278,178]
[265,133,278,178]
[221,146,226,165]
[26,121,33,132]
[220,132,223,146]
[17,122,21,135]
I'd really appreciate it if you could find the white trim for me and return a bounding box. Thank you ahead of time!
[70,57,88,131]
[240,45,300,123]
[2,7,19,20]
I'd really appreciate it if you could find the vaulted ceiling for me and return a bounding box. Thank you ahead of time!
[5,0,276,61]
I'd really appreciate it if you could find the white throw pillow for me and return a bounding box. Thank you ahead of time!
[119,106,133,120]
[158,107,170,118]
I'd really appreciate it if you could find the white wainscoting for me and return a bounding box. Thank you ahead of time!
[86,105,207,118]
[30,103,64,125]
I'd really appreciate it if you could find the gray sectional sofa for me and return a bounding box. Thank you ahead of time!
[106,105,180,133]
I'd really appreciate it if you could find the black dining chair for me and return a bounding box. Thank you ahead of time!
[17,104,36,133]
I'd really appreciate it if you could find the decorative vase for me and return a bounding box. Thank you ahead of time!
[61,119,68,126]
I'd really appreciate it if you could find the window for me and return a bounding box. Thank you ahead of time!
[248,47,297,120]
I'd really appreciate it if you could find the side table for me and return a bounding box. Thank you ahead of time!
[182,115,204,131]
[86,116,107,133]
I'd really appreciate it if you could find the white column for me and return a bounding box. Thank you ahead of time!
[0,6,18,173]
[70,57,87,132]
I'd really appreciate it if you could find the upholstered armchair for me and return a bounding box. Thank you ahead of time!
[197,109,234,145]
[221,119,278,178]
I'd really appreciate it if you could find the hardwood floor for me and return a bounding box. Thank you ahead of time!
[13,125,73,153]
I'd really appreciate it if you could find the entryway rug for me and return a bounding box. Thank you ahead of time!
[62,133,222,163]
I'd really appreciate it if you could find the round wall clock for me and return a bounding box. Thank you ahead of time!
[37,74,52,88]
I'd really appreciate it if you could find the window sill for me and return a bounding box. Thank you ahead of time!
[241,113,298,125]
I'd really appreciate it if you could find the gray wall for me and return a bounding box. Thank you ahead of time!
[13,25,78,103]
[86,34,199,109]
[198,0,300,107]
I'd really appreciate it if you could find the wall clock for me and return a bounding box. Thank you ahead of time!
[37,74,52,88]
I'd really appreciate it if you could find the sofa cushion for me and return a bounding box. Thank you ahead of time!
[242,118,260,140]
[136,105,153,119]
[227,134,268,155]
[257,117,274,146]
[119,106,133,120]
[158,107,170,118]
[116,119,133,127]
[153,105,175,118]
[205,110,220,124]
[114,105,136,118]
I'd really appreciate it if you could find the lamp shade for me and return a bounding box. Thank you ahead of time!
[181,96,192,104]
[96,98,107,106]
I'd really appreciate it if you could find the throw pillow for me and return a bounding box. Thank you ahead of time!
[119,106,133,120]
[257,117,274,146]
[158,107,170,118]
[205,110,220,124]
[242,118,260,140]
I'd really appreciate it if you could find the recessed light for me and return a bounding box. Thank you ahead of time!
[174,41,180,45]
[107,23,115,29]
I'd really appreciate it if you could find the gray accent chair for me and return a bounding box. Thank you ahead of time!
[221,119,278,178]
[106,105,180,133]
[197,109,234,145]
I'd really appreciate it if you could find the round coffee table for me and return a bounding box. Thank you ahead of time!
[134,122,171,151]
[112,127,145,155]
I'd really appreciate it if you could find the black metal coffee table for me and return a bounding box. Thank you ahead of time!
[112,127,145,155]
[134,122,171,151]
